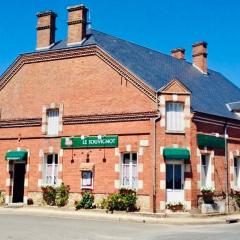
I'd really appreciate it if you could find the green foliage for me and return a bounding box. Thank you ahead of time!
[41,186,56,206]
[235,195,240,207]
[76,191,95,210]
[97,188,138,212]
[55,183,70,207]
[0,191,5,205]
[41,183,70,207]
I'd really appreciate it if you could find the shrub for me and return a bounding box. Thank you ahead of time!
[41,183,70,207]
[55,183,70,207]
[201,187,215,193]
[96,198,109,209]
[0,191,5,205]
[41,186,56,206]
[76,191,95,210]
[106,188,138,212]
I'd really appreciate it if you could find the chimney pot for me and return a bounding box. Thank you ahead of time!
[67,4,88,46]
[192,41,208,74]
[36,11,57,50]
[171,48,185,60]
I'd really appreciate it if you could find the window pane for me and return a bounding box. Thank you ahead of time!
[82,171,92,187]
[132,153,137,164]
[123,153,130,164]
[166,164,173,189]
[47,155,53,164]
[54,154,58,164]
[122,163,130,187]
[47,109,59,135]
[174,165,182,189]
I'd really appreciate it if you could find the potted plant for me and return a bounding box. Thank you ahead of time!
[201,186,215,204]
[166,201,184,212]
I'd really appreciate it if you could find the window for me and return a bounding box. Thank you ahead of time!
[43,154,58,185]
[234,157,240,187]
[166,163,183,190]
[47,109,59,136]
[166,102,184,132]
[81,171,93,189]
[201,154,211,187]
[121,153,138,189]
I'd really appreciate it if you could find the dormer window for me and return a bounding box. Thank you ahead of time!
[166,102,184,132]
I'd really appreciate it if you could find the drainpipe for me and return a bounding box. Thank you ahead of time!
[152,94,161,213]
[224,122,229,214]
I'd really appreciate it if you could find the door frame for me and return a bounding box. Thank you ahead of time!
[11,161,26,203]
[166,160,184,202]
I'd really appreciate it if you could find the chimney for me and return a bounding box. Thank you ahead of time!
[67,4,88,46]
[171,48,185,60]
[36,11,57,50]
[192,41,208,74]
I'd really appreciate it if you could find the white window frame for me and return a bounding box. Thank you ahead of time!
[234,157,240,187]
[47,108,59,136]
[166,102,185,132]
[81,170,94,189]
[201,154,212,187]
[43,154,58,186]
[120,153,138,189]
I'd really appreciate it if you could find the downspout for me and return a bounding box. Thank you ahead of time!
[152,93,161,213]
[224,122,229,214]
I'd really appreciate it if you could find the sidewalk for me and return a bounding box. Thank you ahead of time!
[0,206,239,225]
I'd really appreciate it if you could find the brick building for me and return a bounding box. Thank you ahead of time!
[0,4,240,212]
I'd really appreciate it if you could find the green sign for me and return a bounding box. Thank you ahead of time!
[61,135,118,149]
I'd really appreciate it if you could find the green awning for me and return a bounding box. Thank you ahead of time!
[5,151,28,161]
[163,148,190,161]
[197,134,225,149]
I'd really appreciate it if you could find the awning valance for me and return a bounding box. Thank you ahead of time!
[5,151,28,161]
[197,134,225,149]
[163,148,190,161]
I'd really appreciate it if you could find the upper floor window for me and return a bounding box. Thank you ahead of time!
[166,102,184,132]
[47,109,59,136]
[234,157,240,187]
[43,154,58,186]
[121,153,138,189]
[201,154,211,187]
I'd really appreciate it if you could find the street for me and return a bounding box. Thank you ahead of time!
[0,213,239,240]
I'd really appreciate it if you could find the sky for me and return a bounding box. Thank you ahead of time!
[0,0,240,86]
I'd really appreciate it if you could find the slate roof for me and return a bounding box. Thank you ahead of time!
[46,29,240,120]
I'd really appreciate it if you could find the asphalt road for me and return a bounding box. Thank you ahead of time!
[0,213,240,240]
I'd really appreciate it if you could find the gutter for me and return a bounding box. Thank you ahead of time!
[152,94,161,213]
[224,122,229,214]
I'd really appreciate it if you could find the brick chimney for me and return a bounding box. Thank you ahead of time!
[67,5,88,46]
[36,11,57,50]
[192,41,208,74]
[171,48,185,60]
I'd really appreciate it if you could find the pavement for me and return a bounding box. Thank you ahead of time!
[0,205,240,225]
[0,212,240,240]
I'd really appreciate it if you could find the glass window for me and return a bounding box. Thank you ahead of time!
[166,163,183,190]
[166,102,184,132]
[121,153,138,189]
[43,154,58,186]
[81,171,93,189]
[234,157,240,187]
[47,109,59,136]
[201,154,211,187]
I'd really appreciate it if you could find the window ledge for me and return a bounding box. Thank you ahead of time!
[165,130,185,135]
[81,186,93,190]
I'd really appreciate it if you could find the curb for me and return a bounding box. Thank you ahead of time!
[0,207,234,225]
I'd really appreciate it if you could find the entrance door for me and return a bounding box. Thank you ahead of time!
[166,162,184,203]
[12,163,25,203]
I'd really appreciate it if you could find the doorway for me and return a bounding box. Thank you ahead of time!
[166,161,184,203]
[12,163,25,203]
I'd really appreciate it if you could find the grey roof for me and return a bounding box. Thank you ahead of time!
[47,29,240,120]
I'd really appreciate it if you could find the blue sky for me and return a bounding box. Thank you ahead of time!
[0,0,240,86]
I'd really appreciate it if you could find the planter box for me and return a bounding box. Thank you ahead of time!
[201,202,225,214]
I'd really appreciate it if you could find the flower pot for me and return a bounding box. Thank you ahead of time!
[170,204,183,212]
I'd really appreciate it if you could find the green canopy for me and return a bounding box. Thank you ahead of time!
[163,148,190,161]
[5,151,28,161]
[197,134,225,149]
